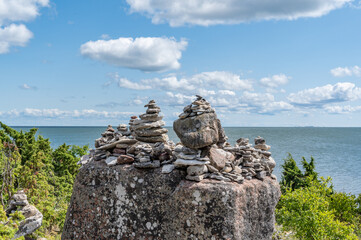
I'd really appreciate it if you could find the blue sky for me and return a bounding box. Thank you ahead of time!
[1,0,361,126]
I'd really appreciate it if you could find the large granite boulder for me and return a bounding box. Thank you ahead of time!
[174,112,220,149]
[62,161,280,240]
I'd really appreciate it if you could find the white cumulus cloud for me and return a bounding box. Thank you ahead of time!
[118,77,152,90]
[80,37,188,72]
[288,82,361,106]
[0,0,48,54]
[111,71,252,93]
[260,74,290,88]
[330,66,361,77]
[324,105,361,114]
[126,0,351,26]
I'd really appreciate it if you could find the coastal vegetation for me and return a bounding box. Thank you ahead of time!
[0,122,87,239]
[276,154,361,239]
[0,123,360,239]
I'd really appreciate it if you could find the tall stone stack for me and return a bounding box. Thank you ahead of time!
[133,100,168,143]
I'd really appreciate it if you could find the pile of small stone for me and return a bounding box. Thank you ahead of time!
[224,137,276,181]
[79,124,138,167]
[132,143,160,169]
[173,145,210,181]
[128,116,138,137]
[133,100,168,143]
[179,95,215,119]
[94,125,117,148]
[5,190,43,239]
[116,124,131,137]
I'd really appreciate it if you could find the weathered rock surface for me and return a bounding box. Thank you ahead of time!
[174,112,220,149]
[62,161,280,240]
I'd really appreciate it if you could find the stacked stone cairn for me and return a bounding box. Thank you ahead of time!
[223,136,276,181]
[79,124,137,167]
[130,100,173,169]
[79,96,276,184]
[5,190,43,239]
[132,100,168,143]
[179,95,215,119]
[173,145,210,181]
[172,95,276,183]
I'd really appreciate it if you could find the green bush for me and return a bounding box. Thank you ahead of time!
[0,122,88,238]
[277,154,361,239]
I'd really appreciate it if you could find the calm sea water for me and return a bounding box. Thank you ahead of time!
[12,126,361,195]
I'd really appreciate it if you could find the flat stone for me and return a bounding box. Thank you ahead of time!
[174,151,199,160]
[206,164,219,173]
[174,159,210,167]
[146,108,161,114]
[134,121,165,131]
[113,148,126,154]
[135,134,168,143]
[117,155,134,164]
[161,164,175,174]
[97,138,137,150]
[139,113,162,121]
[254,144,271,151]
[187,165,207,176]
[115,144,130,149]
[136,128,168,137]
[208,173,232,182]
[134,160,160,169]
[105,156,118,166]
[185,175,204,182]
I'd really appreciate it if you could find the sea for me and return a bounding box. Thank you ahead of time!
[11,126,361,196]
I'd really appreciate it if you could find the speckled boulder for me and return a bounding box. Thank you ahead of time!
[173,113,220,149]
[62,161,280,240]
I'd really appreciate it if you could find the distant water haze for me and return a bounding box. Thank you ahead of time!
[12,126,361,195]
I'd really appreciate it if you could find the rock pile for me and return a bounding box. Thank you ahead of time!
[133,100,168,143]
[80,96,276,184]
[173,145,210,181]
[5,190,43,239]
[224,136,276,181]
[116,124,131,136]
[174,95,226,149]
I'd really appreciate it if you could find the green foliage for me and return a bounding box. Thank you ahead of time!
[0,205,25,239]
[277,154,361,239]
[0,122,88,238]
[280,154,318,192]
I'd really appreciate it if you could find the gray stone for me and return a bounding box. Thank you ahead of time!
[173,113,220,149]
[174,151,199,160]
[135,128,168,137]
[256,171,267,181]
[174,159,210,167]
[135,134,168,143]
[161,164,175,174]
[97,138,137,150]
[134,121,165,130]
[187,165,207,176]
[134,160,160,169]
[105,156,118,166]
[185,174,204,182]
[62,161,280,240]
